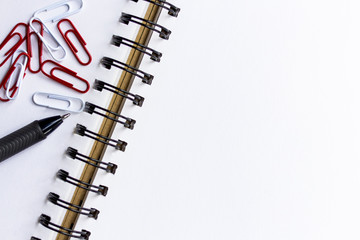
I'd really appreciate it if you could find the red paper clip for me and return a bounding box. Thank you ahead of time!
[0,52,30,102]
[57,19,92,66]
[27,19,44,73]
[41,60,90,94]
[0,23,28,67]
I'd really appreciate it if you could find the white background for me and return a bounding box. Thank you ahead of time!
[2,0,360,239]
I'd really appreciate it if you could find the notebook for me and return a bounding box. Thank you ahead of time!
[3,0,360,240]
[0,0,179,239]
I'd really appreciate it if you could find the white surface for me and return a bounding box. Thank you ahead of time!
[0,0,138,239]
[2,0,360,239]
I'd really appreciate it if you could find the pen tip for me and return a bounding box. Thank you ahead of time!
[61,113,71,120]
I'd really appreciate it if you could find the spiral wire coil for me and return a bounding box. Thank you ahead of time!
[32,1,180,239]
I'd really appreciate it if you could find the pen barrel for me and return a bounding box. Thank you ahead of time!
[0,121,46,163]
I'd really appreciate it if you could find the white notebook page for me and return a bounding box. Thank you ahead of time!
[84,1,360,240]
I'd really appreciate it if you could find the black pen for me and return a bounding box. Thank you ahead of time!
[0,114,70,163]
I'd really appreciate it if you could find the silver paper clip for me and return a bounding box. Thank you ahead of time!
[33,0,84,23]
[29,0,83,62]
[29,17,66,62]
[32,92,85,113]
[5,49,29,100]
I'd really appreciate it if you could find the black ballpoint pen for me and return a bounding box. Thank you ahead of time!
[0,113,70,163]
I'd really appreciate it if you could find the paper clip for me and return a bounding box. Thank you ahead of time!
[57,19,92,66]
[41,60,90,93]
[32,92,85,112]
[29,17,66,62]
[33,0,84,23]
[27,19,44,73]
[0,50,30,102]
[0,23,28,67]
[6,50,30,100]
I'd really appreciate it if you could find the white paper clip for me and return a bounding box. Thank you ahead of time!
[33,0,84,23]
[29,0,83,62]
[29,17,67,62]
[32,92,85,113]
[5,49,29,100]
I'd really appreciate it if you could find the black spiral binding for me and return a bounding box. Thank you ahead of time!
[48,192,100,219]
[84,102,136,129]
[39,214,91,239]
[67,147,118,174]
[57,169,109,196]
[94,79,145,107]
[101,57,154,85]
[131,0,180,17]
[33,1,180,239]
[120,12,172,39]
[75,124,128,151]
[112,35,162,62]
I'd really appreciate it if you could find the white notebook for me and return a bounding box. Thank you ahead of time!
[2,0,360,240]
[0,0,162,239]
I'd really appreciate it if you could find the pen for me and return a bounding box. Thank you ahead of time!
[0,113,70,163]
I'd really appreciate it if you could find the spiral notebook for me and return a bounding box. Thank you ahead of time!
[6,0,360,240]
[0,0,179,239]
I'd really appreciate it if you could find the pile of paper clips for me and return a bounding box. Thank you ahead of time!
[0,0,91,102]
